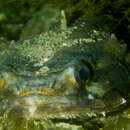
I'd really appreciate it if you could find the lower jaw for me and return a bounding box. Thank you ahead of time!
[0,94,126,121]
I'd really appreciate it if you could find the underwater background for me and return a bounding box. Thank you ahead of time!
[0,0,129,49]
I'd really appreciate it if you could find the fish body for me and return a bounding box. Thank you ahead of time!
[0,17,130,130]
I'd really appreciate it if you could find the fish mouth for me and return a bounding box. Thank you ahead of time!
[0,91,126,121]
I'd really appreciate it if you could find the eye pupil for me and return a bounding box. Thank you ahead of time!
[75,65,90,85]
[78,66,89,82]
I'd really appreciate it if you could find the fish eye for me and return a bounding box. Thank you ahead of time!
[75,64,90,86]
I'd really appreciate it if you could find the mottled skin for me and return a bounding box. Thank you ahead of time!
[0,18,130,130]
